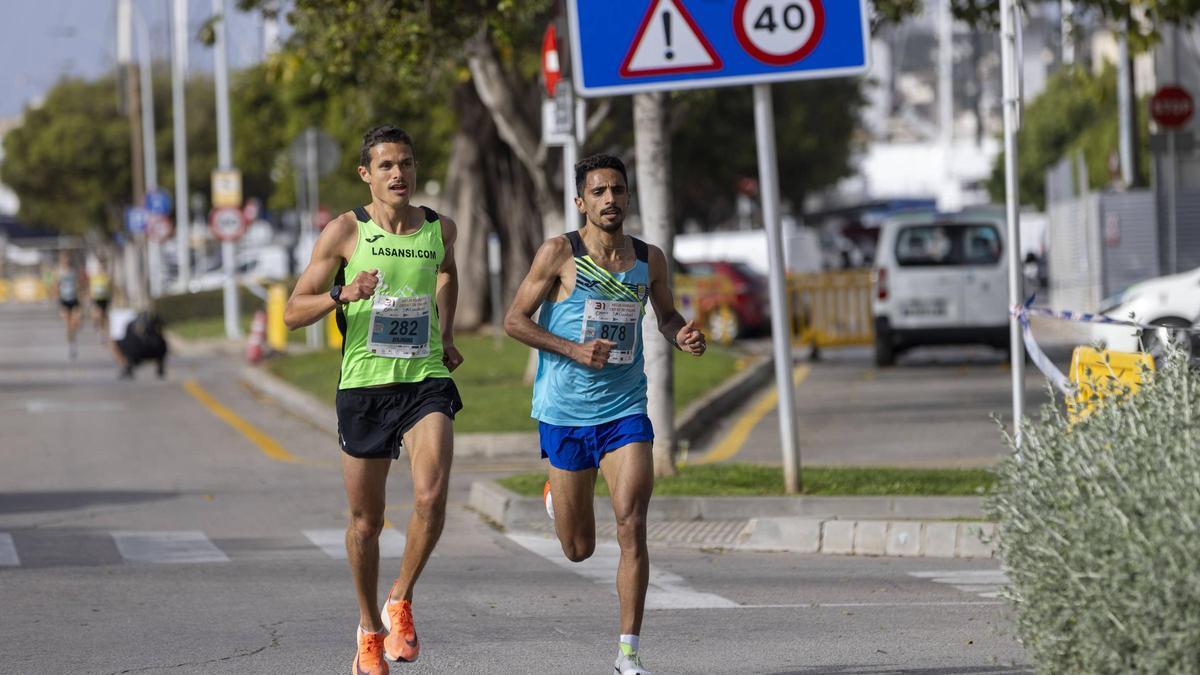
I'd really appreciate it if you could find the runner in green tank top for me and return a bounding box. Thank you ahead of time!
[285,125,463,675]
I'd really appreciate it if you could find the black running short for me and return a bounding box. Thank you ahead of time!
[59,299,79,311]
[335,377,463,459]
[94,299,110,312]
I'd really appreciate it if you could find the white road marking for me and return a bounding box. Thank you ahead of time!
[911,569,1009,598]
[303,529,407,560]
[111,531,229,564]
[0,533,19,566]
[17,399,129,414]
[507,533,739,609]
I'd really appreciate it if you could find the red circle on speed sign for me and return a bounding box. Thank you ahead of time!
[209,207,247,242]
[734,0,826,66]
[1151,86,1194,129]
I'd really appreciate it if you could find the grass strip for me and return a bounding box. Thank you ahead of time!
[498,463,995,497]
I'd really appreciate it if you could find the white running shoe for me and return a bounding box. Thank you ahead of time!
[614,651,651,675]
[543,480,554,520]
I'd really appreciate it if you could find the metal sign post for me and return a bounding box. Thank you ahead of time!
[1150,84,1194,274]
[567,0,870,493]
[1000,0,1026,443]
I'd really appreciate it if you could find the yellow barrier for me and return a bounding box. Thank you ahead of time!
[789,269,874,351]
[1068,347,1154,421]
[267,284,288,352]
[12,275,48,302]
[674,273,738,345]
[326,311,343,349]
[0,279,9,303]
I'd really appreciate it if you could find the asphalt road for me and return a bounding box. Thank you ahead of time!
[690,343,1051,469]
[0,302,1029,674]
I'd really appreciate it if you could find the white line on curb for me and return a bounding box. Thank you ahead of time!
[0,533,19,566]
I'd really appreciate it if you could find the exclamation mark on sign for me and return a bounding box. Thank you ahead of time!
[663,11,674,60]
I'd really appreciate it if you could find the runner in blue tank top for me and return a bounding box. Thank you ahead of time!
[505,154,707,675]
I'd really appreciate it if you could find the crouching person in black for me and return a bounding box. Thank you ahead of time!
[111,310,168,379]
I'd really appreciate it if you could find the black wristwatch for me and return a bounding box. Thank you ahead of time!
[330,285,345,304]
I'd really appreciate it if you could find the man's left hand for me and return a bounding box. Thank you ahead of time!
[443,342,464,371]
[676,320,706,356]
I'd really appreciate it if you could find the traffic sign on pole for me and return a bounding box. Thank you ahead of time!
[211,169,243,208]
[567,0,868,96]
[1150,85,1194,129]
[146,215,174,244]
[125,206,149,234]
[542,24,562,97]
[145,188,172,216]
[209,207,247,241]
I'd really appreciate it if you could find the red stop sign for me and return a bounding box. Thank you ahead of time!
[1151,86,1194,129]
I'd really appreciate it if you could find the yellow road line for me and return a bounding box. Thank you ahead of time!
[183,379,304,465]
[693,364,811,466]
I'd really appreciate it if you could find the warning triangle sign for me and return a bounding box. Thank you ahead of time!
[619,0,722,78]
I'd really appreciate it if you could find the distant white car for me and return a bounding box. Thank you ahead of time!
[1090,266,1200,360]
[871,208,1011,366]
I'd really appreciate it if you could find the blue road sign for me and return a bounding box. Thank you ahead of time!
[125,206,149,234]
[145,189,172,216]
[567,0,869,97]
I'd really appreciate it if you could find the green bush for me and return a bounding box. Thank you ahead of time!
[153,286,265,324]
[987,351,1200,674]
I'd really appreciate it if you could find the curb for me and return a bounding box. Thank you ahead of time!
[238,365,539,457]
[675,356,773,447]
[468,479,996,559]
[236,353,774,459]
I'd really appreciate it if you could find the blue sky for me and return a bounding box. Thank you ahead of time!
[0,0,285,118]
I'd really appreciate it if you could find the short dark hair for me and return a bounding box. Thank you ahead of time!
[359,125,415,169]
[574,154,628,196]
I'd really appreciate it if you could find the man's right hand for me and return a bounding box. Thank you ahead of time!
[342,269,379,302]
[573,339,616,369]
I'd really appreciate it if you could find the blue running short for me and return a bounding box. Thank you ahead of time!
[538,414,655,471]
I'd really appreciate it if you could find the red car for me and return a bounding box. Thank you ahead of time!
[676,260,769,341]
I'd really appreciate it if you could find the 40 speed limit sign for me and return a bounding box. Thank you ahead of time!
[735,0,824,66]
[566,0,867,96]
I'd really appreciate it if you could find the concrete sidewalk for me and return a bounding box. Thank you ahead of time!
[470,479,997,560]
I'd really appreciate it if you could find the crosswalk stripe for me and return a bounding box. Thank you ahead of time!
[506,533,739,609]
[910,569,1009,599]
[111,531,230,564]
[0,533,19,566]
[303,529,407,560]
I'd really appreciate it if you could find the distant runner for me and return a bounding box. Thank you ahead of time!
[89,255,112,339]
[55,251,85,359]
[504,154,706,675]
[285,125,464,675]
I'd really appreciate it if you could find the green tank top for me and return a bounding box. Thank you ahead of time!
[336,205,450,389]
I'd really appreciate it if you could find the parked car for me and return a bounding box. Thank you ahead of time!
[1090,266,1200,363]
[675,260,769,342]
[871,208,1010,366]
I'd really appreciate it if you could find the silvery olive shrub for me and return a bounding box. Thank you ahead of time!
[987,348,1200,674]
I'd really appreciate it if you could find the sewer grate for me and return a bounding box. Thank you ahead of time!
[522,519,751,546]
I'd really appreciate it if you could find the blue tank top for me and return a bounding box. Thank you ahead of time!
[532,230,652,426]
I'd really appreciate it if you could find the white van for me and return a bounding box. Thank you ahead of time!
[872,208,1010,366]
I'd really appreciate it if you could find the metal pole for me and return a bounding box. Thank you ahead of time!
[752,83,801,494]
[1117,22,1134,187]
[172,0,191,292]
[1001,0,1026,443]
[213,0,240,338]
[132,7,162,298]
[305,128,322,347]
[1168,131,1179,274]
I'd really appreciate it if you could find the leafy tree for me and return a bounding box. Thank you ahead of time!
[986,65,1149,209]
[1,76,133,237]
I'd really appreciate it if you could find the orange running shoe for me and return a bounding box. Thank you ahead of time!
[351,628,389,675]
[381,596,420,662]
[543,479,555,520]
